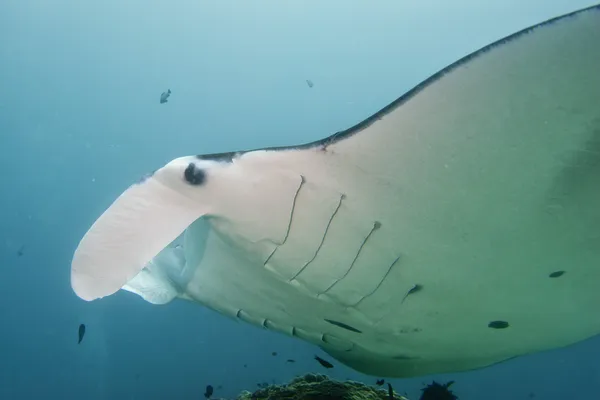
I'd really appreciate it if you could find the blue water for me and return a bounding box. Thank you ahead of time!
[1,1,598,399]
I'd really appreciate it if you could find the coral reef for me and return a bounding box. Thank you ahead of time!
[237,373,409,400]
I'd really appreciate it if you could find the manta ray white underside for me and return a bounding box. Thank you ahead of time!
[71,5,600,377]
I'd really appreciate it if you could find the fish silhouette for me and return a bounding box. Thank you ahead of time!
[78,323,86,344]
[204,384,213,398]
[160,89,171,104]
[314,355,333,369]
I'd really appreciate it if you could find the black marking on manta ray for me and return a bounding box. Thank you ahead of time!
[488,320,510,329]
[183,162,206,185]
[400,284,424,304]
[346,255,402,308]
[288,193,346,281]
[264,175,306,266]
[317,221,382,296]
[324,319,362,333]
[399,327,423,334]
[549,270,566,278]
[195,152,240,163]
[189,5,599,160]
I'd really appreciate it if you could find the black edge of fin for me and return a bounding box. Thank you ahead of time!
[196,152,239,163]
[197,4,600,162]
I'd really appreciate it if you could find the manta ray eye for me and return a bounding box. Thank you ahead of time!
[183,162,206,185]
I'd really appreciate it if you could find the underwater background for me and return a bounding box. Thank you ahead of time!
[1,0,599,399]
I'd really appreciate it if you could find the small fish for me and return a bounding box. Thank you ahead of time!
[376,379,385,386]
[243,364,248,368]
[160,89,171,104]
[204,384,213,399]
[78,323,86,344]
[387,383,394,400]
[286,359,295,363]
[306,79,314,88]
[17,245,24,257]
[314,355,334,369]
[271,351,277,356]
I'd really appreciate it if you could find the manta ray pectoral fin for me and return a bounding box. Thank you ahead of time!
[72,3,600,379]
[71,157,220,301]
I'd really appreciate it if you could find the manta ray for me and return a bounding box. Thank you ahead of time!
[71,5,600,378]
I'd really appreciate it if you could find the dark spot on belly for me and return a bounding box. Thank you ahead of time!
[549,270,566,278]
[324,319,362,333]
[407,284,423,295]
[184,162,206,185]
[399,327,422,334]
[488,320,509,329]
